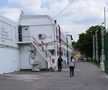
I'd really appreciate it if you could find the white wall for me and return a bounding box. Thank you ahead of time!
[20,46,31,69]
[0,16,18,47]
[30,25,55,49]
[0,16,20,74]
[20,15,53,26]
[20,45,47,69]
[19,15,56,69]
[0,47,20,74]
[19,15,73,70]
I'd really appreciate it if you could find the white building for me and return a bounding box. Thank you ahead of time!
[0,16,20,74]
[0,15,73,74]
[19,15,73,70]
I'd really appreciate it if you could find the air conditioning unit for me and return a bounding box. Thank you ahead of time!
[38,34,46,39]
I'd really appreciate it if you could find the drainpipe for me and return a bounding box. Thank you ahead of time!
[54,20,58,70]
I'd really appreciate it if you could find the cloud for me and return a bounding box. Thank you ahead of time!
[2,0,108,23]
[5,0,107,24]
[20,0,41,7]
[19,0,49,14]
[1,0,108,41]
[54,0,106,24]
[0,7,20,22]
[61,24,89,41]
[7,0,18,3]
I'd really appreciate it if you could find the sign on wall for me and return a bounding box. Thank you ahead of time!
[0,21,18,47]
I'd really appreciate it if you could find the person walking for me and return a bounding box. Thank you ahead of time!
[57,56,63,72]
[69,56,75,77]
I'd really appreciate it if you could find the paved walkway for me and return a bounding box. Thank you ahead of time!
[0,62,108,90]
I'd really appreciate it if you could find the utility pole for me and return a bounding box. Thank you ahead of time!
[100,7,106,71]
[100,25,105,71]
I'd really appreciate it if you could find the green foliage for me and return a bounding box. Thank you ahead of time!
[77,25,104,58]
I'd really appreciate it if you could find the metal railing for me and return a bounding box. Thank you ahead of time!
[31,36,52,68]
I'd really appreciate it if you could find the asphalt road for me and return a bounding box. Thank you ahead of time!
[0,62,108,90]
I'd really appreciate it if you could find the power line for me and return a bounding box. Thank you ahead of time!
[53,0,74,19]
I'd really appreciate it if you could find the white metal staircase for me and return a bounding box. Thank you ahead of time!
[18,36,52,69]
[31,36,52,69]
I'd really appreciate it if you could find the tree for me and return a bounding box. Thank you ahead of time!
[77,25,104,58]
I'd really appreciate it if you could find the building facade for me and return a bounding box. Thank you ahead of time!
[0,15,73,74]
[19,15,73,70]
[0,16,20,74]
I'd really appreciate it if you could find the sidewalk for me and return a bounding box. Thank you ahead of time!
[0,62,108,90]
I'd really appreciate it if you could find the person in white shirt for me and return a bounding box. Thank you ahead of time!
[69,56,75,77]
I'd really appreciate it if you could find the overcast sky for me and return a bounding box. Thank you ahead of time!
[0,0,108,41]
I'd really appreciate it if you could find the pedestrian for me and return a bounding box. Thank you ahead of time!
[57,56,63,72]
[69,56,75,77]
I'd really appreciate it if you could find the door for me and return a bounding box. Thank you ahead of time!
[22,26,30,42]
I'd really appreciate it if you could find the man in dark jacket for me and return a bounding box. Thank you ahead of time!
[57,56,63,71]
